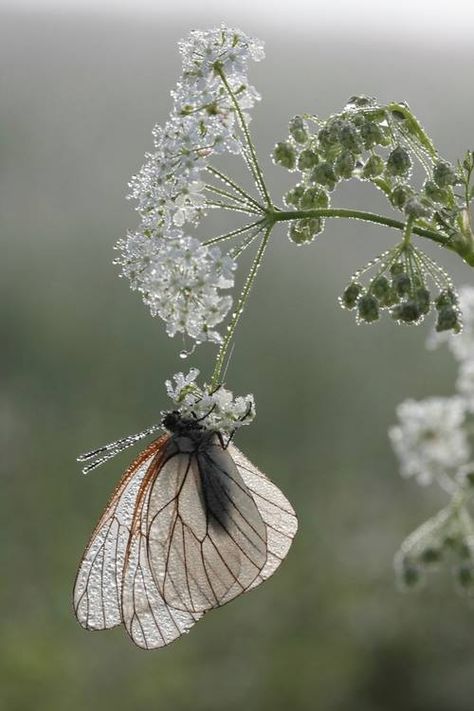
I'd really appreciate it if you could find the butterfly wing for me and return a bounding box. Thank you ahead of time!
[73,436,167,631]
[227,443,298,590]
[121,448,203,649]
[146,434,268,614]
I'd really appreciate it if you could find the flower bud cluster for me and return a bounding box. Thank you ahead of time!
[116,26,264,343]
[273,96,467,250]
[339,244,461,332]
[164,368,255,434]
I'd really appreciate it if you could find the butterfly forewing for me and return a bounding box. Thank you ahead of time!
[146,434,268,614]
[121,454,203,649]
[73,437,166,630]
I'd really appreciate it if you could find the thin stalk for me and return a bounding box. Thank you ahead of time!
[203,183,258,211]
[210,224,272,388]
[216,67,273,208]
[206,166,263,211]
[203,218,266,247]
[205,200,260,215]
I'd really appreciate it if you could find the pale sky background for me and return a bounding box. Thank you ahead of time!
[2,0,474,42]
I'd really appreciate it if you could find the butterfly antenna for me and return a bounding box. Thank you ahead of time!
[77,422,162,474]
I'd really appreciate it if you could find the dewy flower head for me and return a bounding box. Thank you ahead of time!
[164,368,256,434]
[389,396,470,485]
[115,232,236,343]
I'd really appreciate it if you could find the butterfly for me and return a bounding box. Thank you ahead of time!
[73,410,298,649]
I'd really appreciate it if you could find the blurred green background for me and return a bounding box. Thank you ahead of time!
[1,6,474,710]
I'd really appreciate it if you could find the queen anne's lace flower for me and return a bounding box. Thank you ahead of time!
[116,232,236,343]
[165,368,255,434]
[389,397,470,485]
[117,26,264,343]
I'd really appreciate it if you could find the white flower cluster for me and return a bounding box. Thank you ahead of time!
[117,232,236,342]
[390,286,474,487]
[389,397,470,485]
[116,26,264,342]
[165,368,255,434]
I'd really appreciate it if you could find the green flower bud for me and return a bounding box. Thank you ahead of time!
[300,186,329,210]
[391,300,421,323]
[433,160,457,187]
[435,289,458,308]
[341,282,363,309]
[420,546,442,564]
[414,286,431,315]
[457,563,474,590]
[435,305,460,332]
[399,558,423,589]
[311,162,338,191]
[362,154,385,178]
[371,275,390,299]
[297,149,320,171]
[423,179,451,205]
[386,146,412,176]
[289,218,323,245]
[339,122,361,153]
[358,294,379,322]
[390,185,413,209]
[390,261,405,276]
[284,184,305,207]
[334,150,355,179]
[379,287,399,308]
[393,273,411,296]
[404,196,432,219]
[360,121,385,149]
[318,119,343,151]
[345,95,377,108]
[289,115,308,144]
[273,142,296,170]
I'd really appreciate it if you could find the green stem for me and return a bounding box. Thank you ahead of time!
[203,183,259,210]
[272,208,451,249]
[210,224,272,388]
[205,200,260,215]
[203,218,266,247]
[206,166,263,210]
[216,67,273,208]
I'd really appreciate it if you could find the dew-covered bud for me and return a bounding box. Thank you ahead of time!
[334,150,355,179]
[423,179,451,205]
[433,160,457,187]
[379,287,399,308]
[284,184,305,207]
[391,300,421,323]
[390,261,405,276]
[345,95,377,108]
[404,196,432,219]
[435,288,458,308]
[435,305,460,332]
[393,272,411,296]
[398,557,424,590]
[386,146,412,177]
[390,185,413,209]
[420,546,442,565]
[297,149,320,171]
[273,142,296,169]
[289,116,308,144]
[339,121,361,153]
[360,121,386,149]
[371,275,390,300]
[456,563,474,591]
[311,162,338,191]
[358,294,379,322]
[362,154,385,179]
[414,286,431,315]
[341,282,363,309]
[318,119,343,151]
[289,218,323,244]
[300,186,329,210]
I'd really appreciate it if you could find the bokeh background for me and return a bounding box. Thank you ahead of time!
[1,2,474,709]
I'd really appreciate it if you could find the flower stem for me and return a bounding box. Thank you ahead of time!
[210,223,272,388]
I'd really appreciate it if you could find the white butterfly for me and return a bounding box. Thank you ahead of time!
[73,412,298,649]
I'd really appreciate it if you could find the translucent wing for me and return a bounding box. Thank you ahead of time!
[227,444,298,590]
[73,436,167,630]
[146,435,268,614]
[121,451,203,649]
